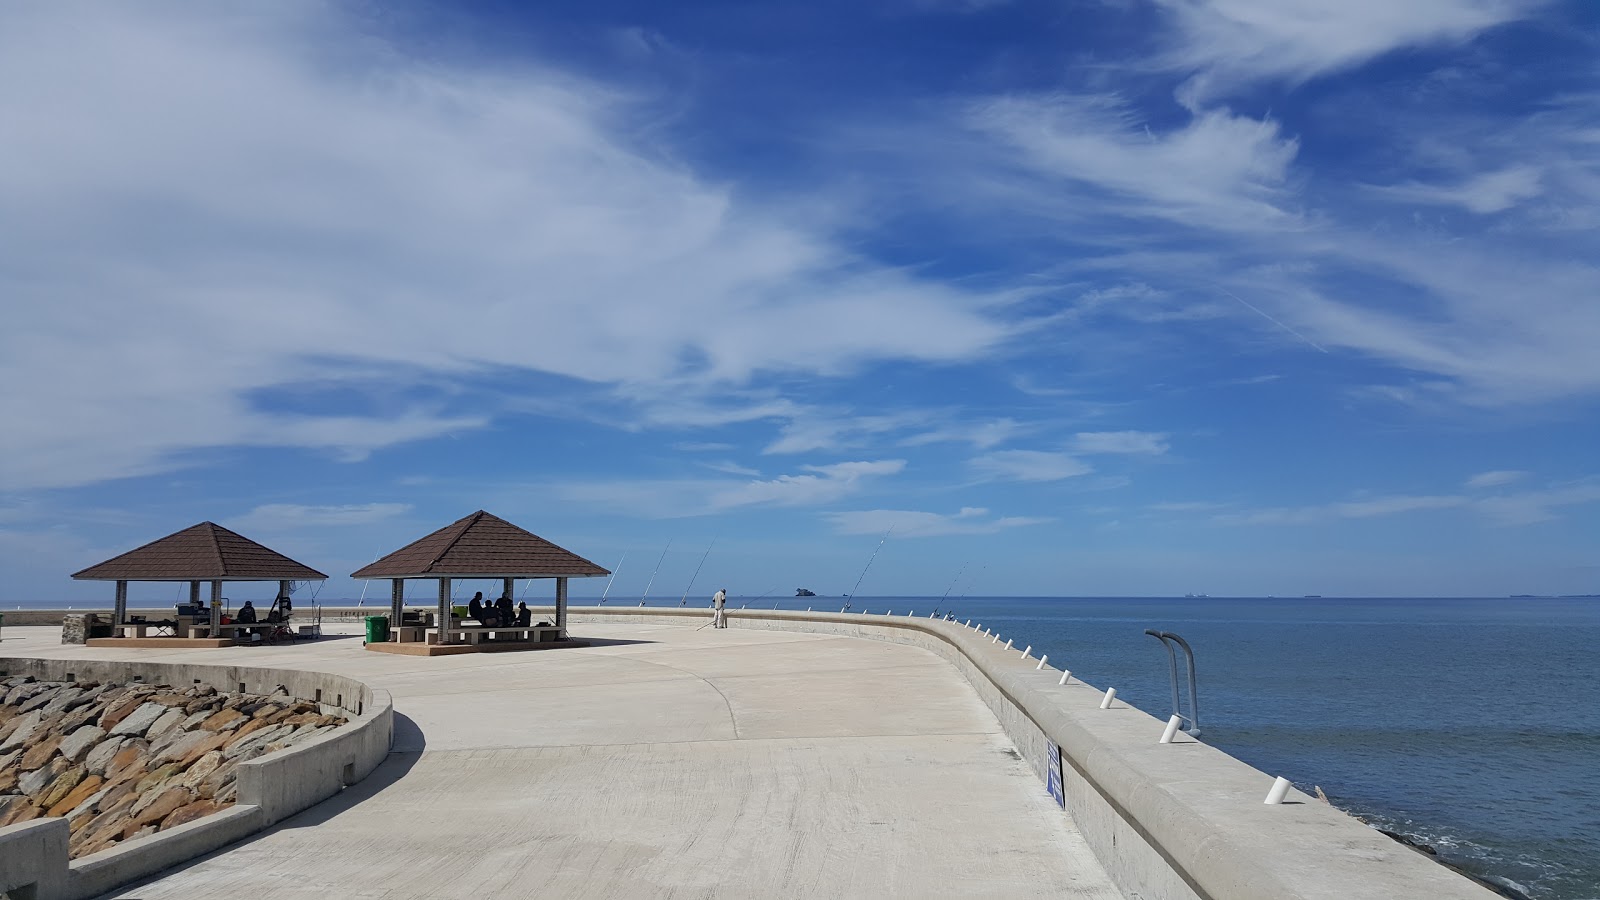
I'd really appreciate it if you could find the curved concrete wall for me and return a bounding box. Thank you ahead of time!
[546,607,1500,900]
[0,657,392,900]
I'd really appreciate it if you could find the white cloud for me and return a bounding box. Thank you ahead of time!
[902,418,1030,450]
[1466,470,1528,489]
[969,94,1299,232]
[826,507,1052,537]
[1072,431,1171,455]
[1214,479,1600,526]
[1374,165,1544,214]
[970,450,1093,482]
[0,3,1013,491]
[711,460,906,510]
[555,460,906,517]
[230,503,413,531]
[1154,0,1542,101]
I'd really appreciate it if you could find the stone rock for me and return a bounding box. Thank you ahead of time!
[176,731,230,768]
[110,701,168,737]
[66,780,115,821]
[223,717,273,746]
[155,729,221,765]
[0,768,16,794]
[77,789,137,842]
[20,731,64,770]
[106,742,147,781]
[0,794,28,823]
[127,781,191,832]
[40,765,86,809]
[145,707,187,741]
[84,736,127,775]
[0,709,44,751]
[250,702,285,720]
[15,683,58,711]
[59,725,106,763]
[224,723,294,759]
[200,708,247,731]
[197,763,237,800]
[1,801,43,826]
[183,750,226,787]
[40,686,85,716]
[180,709,215,731]
[19,763,57,796]
[134,762,182,795]
[47,774,104,817]
[160,798,221,830]
[59,702,103,735]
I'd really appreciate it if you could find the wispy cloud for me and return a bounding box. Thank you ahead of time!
[0,3,1014,491]
[826,506,1052,537]
[970,450,1093,482]
[1466,470,1528,489]
[1215,479,1600,526]
[230,503,413,531]
[555,460,906,517]
[1154,0,1543,102]
[1072,431,1171,456]
[1373,165,1544,214]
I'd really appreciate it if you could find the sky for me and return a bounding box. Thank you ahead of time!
[2,0,1597,603]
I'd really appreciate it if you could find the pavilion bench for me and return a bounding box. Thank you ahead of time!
[435,625,562,645]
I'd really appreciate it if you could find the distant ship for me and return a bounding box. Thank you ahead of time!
[795,588,816,597]
[1184,593,1208,598]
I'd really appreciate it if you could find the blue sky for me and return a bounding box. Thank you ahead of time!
[3,0,1598,603]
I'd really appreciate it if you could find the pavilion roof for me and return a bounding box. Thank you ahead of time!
[72,522,328,582]
[351,510,610,579]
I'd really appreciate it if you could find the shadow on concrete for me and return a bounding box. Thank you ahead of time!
[566,637,656,649]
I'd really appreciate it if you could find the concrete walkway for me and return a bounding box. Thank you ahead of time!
[3,621,1123,899]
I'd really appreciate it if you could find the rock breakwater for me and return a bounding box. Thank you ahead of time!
[0,675,347,857]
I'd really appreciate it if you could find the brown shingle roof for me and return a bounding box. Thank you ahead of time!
[351,510,609,579]
[72,522,328,582]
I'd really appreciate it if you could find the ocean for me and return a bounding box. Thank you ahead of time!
[20,593,1599,897]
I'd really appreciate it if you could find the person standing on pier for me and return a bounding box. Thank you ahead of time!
[712,588,727,629]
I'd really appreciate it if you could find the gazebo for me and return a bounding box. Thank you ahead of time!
[72,522,328,644]
[352,510,609,652]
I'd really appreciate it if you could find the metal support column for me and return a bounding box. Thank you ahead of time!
[503,577,514,603]
[210,580,222,633]
[189,581,200,608]
[438,578,452,645]
[391,579,404,639]
[556,577,568,637]
[114,580,128,627]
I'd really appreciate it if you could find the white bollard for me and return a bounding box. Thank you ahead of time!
[1020,645,1031,659]
[908,610,914,617]
[1099,687,1117,709]
[1058,669,1071,685]
[1159,714,1182,744]
[887,610,892,616]
[1264,776,1293,805]
[1004,638,1013,650]
[991,633,999,643]
[965,619,971,627]
[1036,654,1048,670]
[806,607,811,611]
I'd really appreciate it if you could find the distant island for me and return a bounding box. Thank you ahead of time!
[795,588,815,597]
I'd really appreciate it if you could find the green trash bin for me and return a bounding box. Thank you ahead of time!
[364,615,389,645]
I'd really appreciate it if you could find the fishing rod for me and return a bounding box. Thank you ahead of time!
[843,526,893,611]
[355,550,381,608]
[639,540,672,606]
[933,562,968,618]
[679,539,716,606]
[598,553,626,605]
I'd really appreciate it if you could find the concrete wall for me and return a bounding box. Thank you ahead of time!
[0,657,392,900]
[547,606,1502,900]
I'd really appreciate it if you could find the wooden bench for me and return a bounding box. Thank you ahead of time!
[116,621,176,638]
[438,625,561,646]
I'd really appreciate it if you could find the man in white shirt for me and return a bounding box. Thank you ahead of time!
[712,588,727,629]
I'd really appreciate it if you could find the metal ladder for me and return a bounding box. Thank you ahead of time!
[1145,629,1201,737]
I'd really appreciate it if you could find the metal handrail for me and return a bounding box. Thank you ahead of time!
[1144,629,1201,737]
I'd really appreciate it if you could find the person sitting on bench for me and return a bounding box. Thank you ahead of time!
[496,592,514,625]
[468,591,485,622]
[516,601,531,627]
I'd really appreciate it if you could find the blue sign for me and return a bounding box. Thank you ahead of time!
[1046,740,1065,808]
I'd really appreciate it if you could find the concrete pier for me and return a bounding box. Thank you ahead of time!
[2,621,1122,899]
